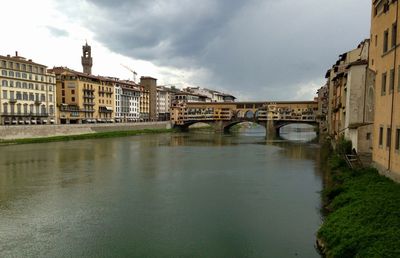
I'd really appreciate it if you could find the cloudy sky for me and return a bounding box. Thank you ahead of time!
[1,0,371,101]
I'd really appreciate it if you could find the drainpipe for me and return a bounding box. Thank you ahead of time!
[389,0,399,171]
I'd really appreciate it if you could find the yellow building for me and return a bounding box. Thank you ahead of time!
[0,53,57,125]
[50,67,114,124]
[139,83,150,121]
[369,0,400,180]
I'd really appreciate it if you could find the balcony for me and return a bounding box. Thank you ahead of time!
[9,98,17,103]
[83,95,95,99]
[2,112,49,117]
[35,100,42,105]
[83,88,95,92]
[82,109,95,113]
[83,102,95,106]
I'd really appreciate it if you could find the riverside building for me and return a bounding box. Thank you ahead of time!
[369,0,400,180]
[50,67,115,124]
[115,80,140,122]
[0,53,57,125]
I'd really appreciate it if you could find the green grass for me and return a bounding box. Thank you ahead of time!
[318,155,400,258]
[0,128,176,146]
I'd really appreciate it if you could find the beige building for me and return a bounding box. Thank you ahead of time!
[324,40,374,154]
[369,0,400,179]
[50,67,114,124]
[0,53,57,125]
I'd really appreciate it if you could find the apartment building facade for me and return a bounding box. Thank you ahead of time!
[0,53,57,125]
[115,80,140,122]
[370,0,400,179]
[51,67,115,124]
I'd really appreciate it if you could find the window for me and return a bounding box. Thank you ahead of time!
[29,93,34,101]
[49,105,54,115]
[8,71,14,77]
[41,85,44,91]
[387,127,392,148]
[15,72,20,78]
[3,103,8,114]
[21,73,27,79]
[9,81,13,87]
[16,92,22,100]
[396,129,400,151]
[379,127,384,146]
[392,23,397,48]
[21,64,26,71]
[41,94,45,102]
[17,104,21,114]
[2,80,8,87]
[41,105,46,115]
[1,60,6,68]
[382,72,387,95]
[23,104,28,114]
[390,69,395,93]
[384,29,389,53]
[49,94,53,102]
[8,62,13,69]
[71,90,75,94]
[2,90,7,99]
[71,97,75,102]
[1,70,7,76]
[62,97,65,103]
[16,63,20,70]
[23,92,28,100]
[28,83,33,89]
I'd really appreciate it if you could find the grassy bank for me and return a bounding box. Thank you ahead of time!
[318,154,400,257]
[0,128,176,146]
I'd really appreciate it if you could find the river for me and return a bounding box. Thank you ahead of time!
[0,126,323,257]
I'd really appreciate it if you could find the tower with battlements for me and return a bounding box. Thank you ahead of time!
[81,41,93,75]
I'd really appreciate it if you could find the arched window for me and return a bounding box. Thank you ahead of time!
[49,105,54,115]
[16,82,21,88]
[2,80,8,87]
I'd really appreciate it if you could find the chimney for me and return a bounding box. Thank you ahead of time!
[15,51,18,57]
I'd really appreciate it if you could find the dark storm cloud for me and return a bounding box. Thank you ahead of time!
[57,0,370,100]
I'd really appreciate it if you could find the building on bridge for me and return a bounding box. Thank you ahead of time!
[171,101,318,135]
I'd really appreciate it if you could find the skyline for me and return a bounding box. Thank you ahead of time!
[1,0,370,101]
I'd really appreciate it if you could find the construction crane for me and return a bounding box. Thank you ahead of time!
[120,64,137,82]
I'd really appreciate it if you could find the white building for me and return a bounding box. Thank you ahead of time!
[156,86,174,121]
[115,80,140,122]
[183,86,236,102]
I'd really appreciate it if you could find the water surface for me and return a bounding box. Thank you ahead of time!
[0,130,322,257]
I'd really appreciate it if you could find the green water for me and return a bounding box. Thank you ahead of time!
[0,129,323,257]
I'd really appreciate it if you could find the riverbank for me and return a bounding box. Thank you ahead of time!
[0,128,176,146]
[317,154,400,257]
[0,121,172,141]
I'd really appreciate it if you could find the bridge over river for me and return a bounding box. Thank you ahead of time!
[171,101,319,136]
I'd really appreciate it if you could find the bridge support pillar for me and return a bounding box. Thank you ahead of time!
[265,120,279,139]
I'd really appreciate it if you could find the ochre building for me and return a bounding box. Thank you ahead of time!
[370,0,400,180]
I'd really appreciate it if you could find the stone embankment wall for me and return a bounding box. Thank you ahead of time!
[0,122,172,140]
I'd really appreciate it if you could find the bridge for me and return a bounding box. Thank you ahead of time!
[171,101,318,137]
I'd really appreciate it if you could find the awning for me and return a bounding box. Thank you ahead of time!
[105,106,113,111]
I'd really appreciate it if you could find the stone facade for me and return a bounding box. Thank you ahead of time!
[0,53,57,125]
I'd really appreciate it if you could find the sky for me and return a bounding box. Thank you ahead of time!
[0,0,371,101]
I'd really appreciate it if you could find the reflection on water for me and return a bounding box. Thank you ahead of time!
[0,129,322,258]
